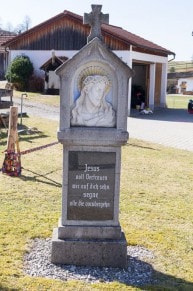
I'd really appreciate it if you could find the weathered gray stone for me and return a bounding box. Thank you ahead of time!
[57,219,122,239]
[56,37,133,133]
[51,228,127,268]
[57,128,129,146]
[84,5,109,42]
[51,5,134,269]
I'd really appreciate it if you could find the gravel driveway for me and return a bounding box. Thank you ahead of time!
[13,96,59,121]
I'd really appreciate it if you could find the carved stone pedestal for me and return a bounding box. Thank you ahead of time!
[51,226,127,268]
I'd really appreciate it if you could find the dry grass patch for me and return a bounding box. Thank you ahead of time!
[13,90,60,107]
[167,94,190,109]
[120,139,193,287]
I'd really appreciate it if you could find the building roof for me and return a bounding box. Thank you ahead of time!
[102,23,173,55]
[2,10,175,56]
[0,30,16,53]
[40,55,68,71]
[168,71,193,79]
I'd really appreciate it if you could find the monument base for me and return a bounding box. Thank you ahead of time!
[51,228,128,268]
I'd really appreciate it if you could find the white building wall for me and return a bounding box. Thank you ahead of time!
[9,50,78,77]
[48,71,60,89]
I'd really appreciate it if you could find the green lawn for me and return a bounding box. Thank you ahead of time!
[0,116,193,290]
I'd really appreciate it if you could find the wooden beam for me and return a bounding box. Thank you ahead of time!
[7,106,18,152]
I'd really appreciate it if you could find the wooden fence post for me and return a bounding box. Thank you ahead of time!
[7,106,18,152]
[2,106,21,176]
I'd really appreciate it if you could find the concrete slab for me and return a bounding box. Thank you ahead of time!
[128,108,193,152]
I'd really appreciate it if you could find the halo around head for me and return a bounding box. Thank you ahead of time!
[78,66,111,92]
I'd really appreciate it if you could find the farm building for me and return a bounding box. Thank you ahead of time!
[0,29,16,78]
[2,9,175,114]
[168,71,193,94]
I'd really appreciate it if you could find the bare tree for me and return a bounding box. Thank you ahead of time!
[0,15,31,34]
[5,22,14,33]
[23,15,31,30]
[15,15,31,34]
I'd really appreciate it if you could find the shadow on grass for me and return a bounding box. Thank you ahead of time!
[20,167,62,188]
[54,257,193,290]
[19,134,49,143]
[0,134,49,147]
[0,284,18,291]
[0,123,49,147]
[127,142,160,151]
[145,263,193,290]
[0,130,8,142]
[18,124,48,142]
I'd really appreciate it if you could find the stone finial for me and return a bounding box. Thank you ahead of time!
[84,5,109,43]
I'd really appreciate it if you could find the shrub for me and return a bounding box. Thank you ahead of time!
[5,55,34,91]
[28,75,44,92]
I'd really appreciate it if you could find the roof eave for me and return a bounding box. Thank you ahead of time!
[102,28,174,56]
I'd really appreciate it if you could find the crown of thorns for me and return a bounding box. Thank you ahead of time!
[78,66,111,92]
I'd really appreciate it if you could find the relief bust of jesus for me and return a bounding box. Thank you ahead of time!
[70,75,115,127]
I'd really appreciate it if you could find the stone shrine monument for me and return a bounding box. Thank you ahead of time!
[51,5,134,268]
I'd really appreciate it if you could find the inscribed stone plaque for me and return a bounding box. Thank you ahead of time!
[68,151,116,220]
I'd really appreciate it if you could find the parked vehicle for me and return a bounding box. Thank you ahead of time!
[188,99,193,114]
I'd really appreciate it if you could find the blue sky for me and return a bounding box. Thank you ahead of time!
[1,0,193,61]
